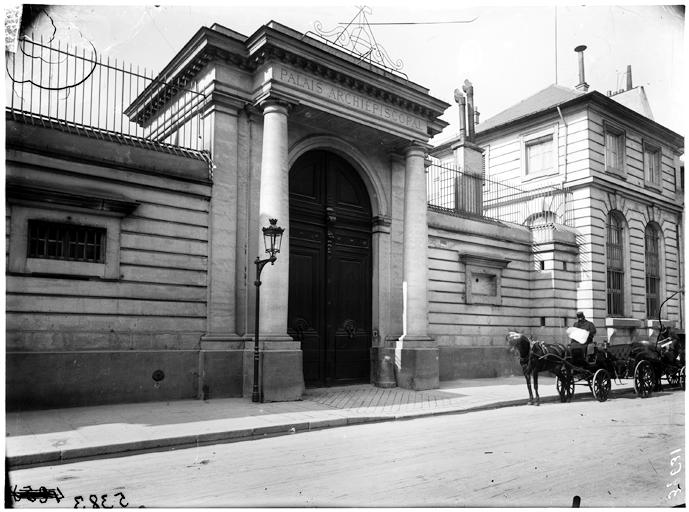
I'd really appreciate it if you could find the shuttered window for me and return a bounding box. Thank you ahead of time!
[643,143,661,186]
[28,220,106,263]
[645,224,660,318]
[605,126,625,173]
[606,213,624,316]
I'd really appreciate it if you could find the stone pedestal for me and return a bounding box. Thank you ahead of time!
[242,339,304,402]
[395,339,439,391]
[199,336,245,398]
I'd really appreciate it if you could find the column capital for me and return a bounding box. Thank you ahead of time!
[404,141,431,158]
[259,98,295,115]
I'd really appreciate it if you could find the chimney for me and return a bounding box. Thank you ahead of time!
[453,88,466,142]
[574,45,589,92]
[626,64,633,90]
[462,79,475,141]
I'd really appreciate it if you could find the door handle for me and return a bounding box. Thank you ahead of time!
[343,319,356,339]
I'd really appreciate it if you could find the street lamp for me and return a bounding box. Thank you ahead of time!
[253,218,285,403]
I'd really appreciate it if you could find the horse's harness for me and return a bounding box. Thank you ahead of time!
[528,339,565,367]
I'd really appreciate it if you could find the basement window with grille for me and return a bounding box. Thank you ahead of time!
[28,220,106,263]
[6,178,138,280]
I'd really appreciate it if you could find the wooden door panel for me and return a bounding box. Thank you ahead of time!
[287,238,324,385]
[330,253,371,382]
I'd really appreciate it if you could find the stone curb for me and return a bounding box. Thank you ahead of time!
[6,386,636,469]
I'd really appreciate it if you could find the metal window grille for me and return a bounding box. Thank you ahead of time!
[28,220,106,263]
[606,214,624,316]
[645,225,660,318]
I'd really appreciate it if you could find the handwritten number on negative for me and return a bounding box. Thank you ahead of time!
[115,492,129,507]
[74,493,129,508]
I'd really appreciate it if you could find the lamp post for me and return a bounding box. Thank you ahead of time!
[253,218,284,403]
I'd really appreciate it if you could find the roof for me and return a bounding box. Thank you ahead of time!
[476,84,584,133]
[432,82,683,154]
[607,86,654,120]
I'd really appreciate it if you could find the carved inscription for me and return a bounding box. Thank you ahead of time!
[278,66,424,132]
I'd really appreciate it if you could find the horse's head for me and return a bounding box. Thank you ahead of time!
[506,331,530,358]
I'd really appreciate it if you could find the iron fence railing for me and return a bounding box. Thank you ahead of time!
[427,161,574,227]
[6,35,209,160]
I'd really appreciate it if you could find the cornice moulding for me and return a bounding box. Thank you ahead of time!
[127,23,449,136]
[459,253,511,269]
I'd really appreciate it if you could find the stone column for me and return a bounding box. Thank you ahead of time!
[395,143,439,390]
[199,102,244,399]
[243,99,304,402]
[257,101,291,335]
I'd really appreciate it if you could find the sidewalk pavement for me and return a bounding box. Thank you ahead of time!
[5,376,635,469]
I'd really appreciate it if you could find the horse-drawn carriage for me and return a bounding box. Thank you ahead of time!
[507,291,685,405]
[606,307,686,396]
[507,331,671,404]
[606,291,686,396]
[506,330,619,404]
[553,337,616,403]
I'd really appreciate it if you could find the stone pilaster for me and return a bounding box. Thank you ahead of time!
[396,143,438,390]
[243,99,304,402]
[199,100,245,398]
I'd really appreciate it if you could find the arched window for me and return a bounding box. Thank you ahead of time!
[645,224,661,318]
[606,212,625,316]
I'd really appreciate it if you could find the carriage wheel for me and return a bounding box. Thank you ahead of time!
[681,366,686,391]
[666,368,681,388]
[634,360,655,398]
[556,370,575,402]
[592,369,611,402]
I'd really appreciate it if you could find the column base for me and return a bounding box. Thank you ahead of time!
[395,336,439,390]
[242,338,305,402]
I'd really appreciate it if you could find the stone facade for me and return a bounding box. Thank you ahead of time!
[5,21,452,409]
[6,22,683,409]
[432,84,684,353]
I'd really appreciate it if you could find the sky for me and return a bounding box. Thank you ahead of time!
[14,2,687,141]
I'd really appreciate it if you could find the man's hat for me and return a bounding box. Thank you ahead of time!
[576,311,585,318]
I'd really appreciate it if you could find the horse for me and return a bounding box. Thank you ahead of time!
[506,331,569,405]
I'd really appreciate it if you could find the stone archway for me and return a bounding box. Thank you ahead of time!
[288,149,373,386]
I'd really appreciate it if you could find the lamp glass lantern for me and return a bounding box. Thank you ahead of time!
[262,218,284,258]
